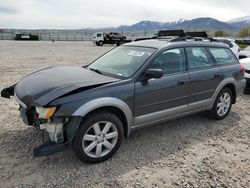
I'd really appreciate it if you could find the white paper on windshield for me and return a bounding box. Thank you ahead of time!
[128,51,145,57]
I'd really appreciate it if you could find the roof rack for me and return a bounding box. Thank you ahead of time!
[157,29,186,37]
[186,31,208,38]
[134,30,215,42]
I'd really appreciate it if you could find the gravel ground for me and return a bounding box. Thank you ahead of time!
[0,41,249,188]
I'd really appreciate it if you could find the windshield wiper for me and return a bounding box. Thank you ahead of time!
[88,67,103,75]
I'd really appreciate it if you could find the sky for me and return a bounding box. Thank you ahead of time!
[0,0,250,29]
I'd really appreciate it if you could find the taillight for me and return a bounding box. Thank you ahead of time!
[240,63,245,72]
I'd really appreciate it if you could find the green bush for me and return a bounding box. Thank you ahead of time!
[214,30,230,37]
[238,26,250,38]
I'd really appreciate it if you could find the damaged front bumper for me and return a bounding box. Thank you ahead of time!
[19,105,69,157]
[1,84,16,98]
[2,85,68,157]
[1,85,82,158]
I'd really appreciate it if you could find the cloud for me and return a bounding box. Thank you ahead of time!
[0,5,18,14]
[0,0,249,29]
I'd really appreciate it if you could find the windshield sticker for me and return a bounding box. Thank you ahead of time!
[128,51,145,57]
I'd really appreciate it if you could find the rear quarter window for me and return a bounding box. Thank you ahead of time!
[208,48,238,65]
[215,40,233,48]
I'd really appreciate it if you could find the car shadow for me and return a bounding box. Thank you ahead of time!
[0,110,242,186]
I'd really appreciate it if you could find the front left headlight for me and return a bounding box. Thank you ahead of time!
[36,107,56,119]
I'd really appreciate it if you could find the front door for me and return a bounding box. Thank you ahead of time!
[134,48,189,125]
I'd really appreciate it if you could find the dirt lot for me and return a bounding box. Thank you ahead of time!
[0,41,249,188]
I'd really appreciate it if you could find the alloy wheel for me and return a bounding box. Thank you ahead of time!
[82,121,118,158]
[216,92,231,116]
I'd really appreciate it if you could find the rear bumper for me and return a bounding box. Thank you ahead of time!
[236,79,246,96]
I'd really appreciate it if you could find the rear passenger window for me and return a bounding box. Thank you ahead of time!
[186,47,213,70]
[209,48,238,65]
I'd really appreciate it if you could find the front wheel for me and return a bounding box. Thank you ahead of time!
[99,41,104,46]
[73,111,123,163]
[208,88,233,120]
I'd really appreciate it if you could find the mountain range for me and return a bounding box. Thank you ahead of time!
[3,16,250,34]
[114,16,250,32]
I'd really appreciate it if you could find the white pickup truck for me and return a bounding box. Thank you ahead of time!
[92,32,128,46]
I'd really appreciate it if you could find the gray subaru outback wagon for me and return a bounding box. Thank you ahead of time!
[1,39,246,163]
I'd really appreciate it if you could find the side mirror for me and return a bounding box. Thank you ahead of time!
[144,69,163,80]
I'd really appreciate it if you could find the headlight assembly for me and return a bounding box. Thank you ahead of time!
[36,107,56,119]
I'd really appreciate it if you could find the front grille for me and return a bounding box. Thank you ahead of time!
[245,69,250,74]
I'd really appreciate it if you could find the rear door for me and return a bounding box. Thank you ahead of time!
[208,47,243,80]
[186,47,223,106]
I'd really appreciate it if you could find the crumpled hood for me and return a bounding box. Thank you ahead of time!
[14,66,119,106]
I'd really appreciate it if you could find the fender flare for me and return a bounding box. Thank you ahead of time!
[72,97,134,137]
[211,78,237,105]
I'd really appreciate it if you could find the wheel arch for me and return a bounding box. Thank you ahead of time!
[72,97,133,137]
[212,78,237,105]
[223,83,236,104]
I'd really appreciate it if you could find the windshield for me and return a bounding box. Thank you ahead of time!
[88,46,156,78]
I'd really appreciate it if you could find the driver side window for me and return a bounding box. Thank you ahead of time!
[150,48,186,75]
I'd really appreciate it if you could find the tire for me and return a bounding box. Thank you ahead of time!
[99,41,104,46]
[73,111,124,163]
[208,88,233,120]
[95,42,100,46]
[116,41,121,46]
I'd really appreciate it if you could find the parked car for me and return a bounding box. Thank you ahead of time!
[239,45,250,59]
[14,33,39,41]
[108,32,126,40]
[213,38,241,59]
[1,38,246,163]
[239,58,250,93]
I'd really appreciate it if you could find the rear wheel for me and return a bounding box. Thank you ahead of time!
[208,88,233,120]
[73,111,123,163]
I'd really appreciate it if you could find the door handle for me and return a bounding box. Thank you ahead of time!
[178,80,188,85]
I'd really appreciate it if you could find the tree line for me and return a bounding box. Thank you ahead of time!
[214,26,250,38]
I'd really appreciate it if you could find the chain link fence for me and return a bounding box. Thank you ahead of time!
[0,30,155,41]
[0,32,93,41]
